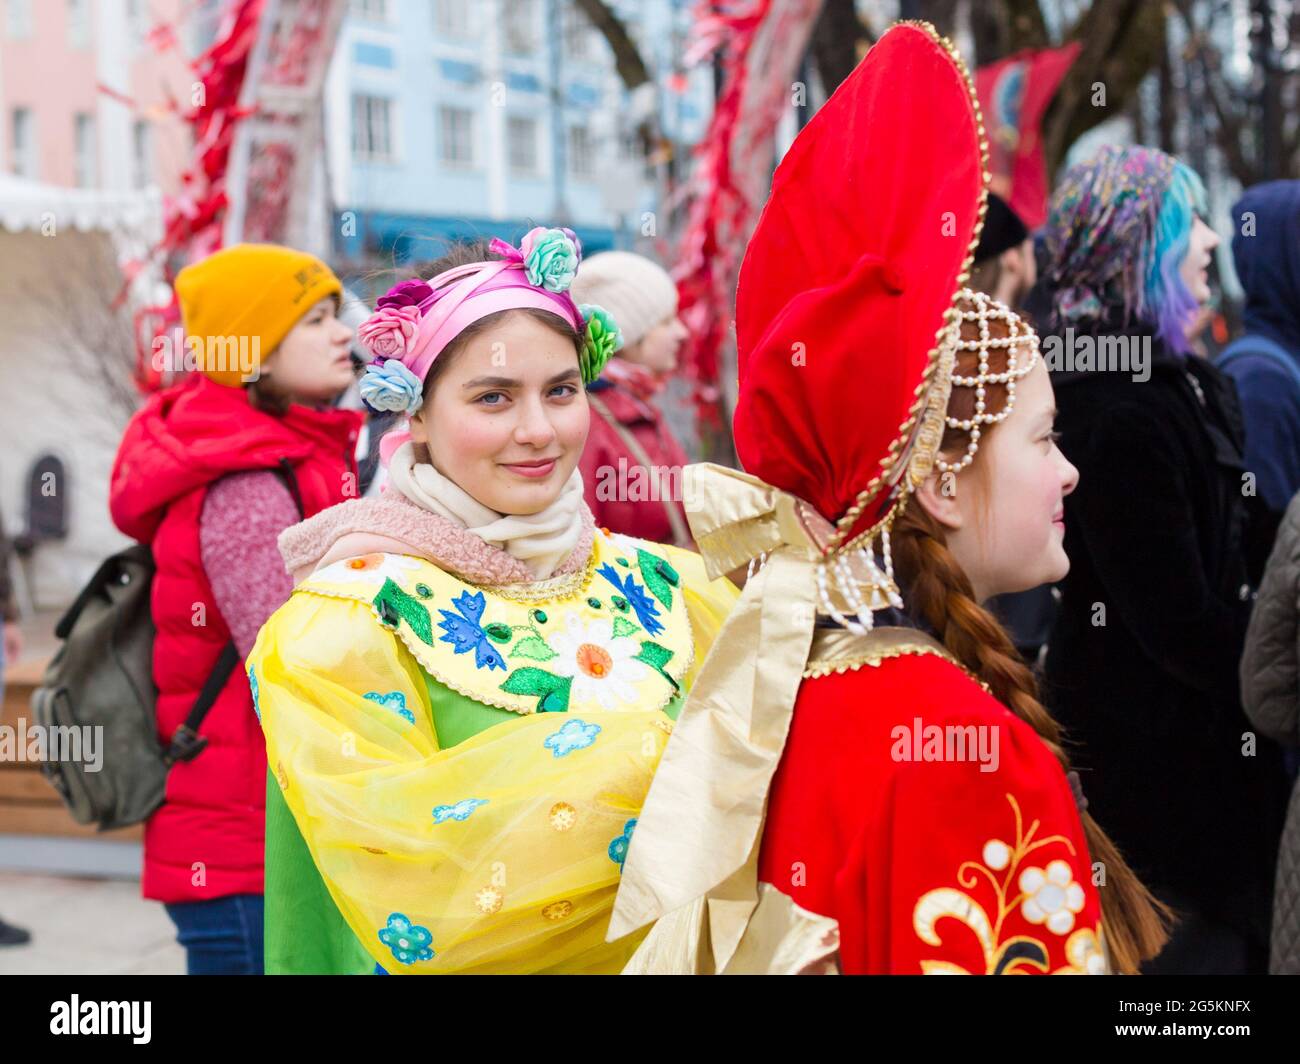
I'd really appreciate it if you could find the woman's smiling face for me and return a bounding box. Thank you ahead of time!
[410,311,590,515]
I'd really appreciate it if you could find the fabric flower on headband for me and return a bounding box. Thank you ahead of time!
[359,304,421,359]
[580,303,623,383]
[376,279,433,310]
[521,227,580,292]
[359,358,423,414]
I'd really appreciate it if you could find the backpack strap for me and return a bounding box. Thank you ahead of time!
[275,458,306,519]
[163,460,308,765]
[1217,334,1300,393]
[164,641,239,764]
[587,391,693,548]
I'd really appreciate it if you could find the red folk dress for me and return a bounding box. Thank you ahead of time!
[756,634,1106,975]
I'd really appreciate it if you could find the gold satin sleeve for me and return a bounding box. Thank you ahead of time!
[659,543,741,692]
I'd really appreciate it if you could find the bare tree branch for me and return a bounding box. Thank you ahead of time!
[21,232,141,432]
[1004,0,1050,52]
[1042,0,1166,176]
[574,0,651,89]
[809,0,872,92]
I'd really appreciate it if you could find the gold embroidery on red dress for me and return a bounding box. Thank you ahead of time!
[912,793,1107,974]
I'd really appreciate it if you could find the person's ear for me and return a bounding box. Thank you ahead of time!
[999,243,1024,284]
[408,406,428,445]
[914,469,964,532]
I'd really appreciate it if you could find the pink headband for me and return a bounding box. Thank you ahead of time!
[404,257,585,380]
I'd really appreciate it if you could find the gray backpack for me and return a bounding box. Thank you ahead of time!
[30,463,302,831]
[29,544,238,830]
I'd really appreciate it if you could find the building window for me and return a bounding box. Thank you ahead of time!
[350,0,391,21]
[619,131,644,162]
[507,115,538,176]
[433,0,472,39]
[132,120,153,189]
[11,108,35,179]
[74,113,97,188]
[502,0,537,55]
[438,106,475,168]
[5,0,32,39]
[568,124,594,178]
[352,94,394,161]
[562,3,591,60]
[67,0,90,48]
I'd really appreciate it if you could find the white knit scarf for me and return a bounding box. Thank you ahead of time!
[385,441,585,580]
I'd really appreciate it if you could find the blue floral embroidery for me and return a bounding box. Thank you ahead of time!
[432,797,489,824]
[437,590,507,672]
[544,718,602,758]
[597,563,664,636]
[364,690,415,724]
[378,913,435,965]
[248,666,261,722]
[608,819,637,870]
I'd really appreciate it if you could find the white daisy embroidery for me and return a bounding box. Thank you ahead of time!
[315,552,422,586]
[547,613,650,710]
[1019,859,1087,935]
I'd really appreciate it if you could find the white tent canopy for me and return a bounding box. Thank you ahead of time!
[0,174,161,237]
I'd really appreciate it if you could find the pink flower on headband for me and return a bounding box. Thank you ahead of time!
[376,279,433,310]
[359,304,420,359]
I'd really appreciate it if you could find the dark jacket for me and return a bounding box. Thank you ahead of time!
[1044,326,1288,948]
[1220,181,1300,577]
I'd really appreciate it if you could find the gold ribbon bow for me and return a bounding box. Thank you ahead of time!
[607,462,828,968]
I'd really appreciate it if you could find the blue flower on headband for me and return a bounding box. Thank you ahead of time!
[521,227,579,293]
[359,358,423,415]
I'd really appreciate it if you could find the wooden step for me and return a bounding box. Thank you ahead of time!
[1,653,140,840]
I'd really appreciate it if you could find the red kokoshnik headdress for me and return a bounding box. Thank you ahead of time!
[729,20,992,616]
[609,22,1016,955]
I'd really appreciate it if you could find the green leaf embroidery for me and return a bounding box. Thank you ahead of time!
[637,548,676,610]
[483,622,513,644]
[372,579,434,645]
[501,667,572,712]
[538,686,571,713]
[511,636,557,661]
[633,640,678,690]
[610,615,640,639]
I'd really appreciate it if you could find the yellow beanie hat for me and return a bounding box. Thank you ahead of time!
[174,243,343,388]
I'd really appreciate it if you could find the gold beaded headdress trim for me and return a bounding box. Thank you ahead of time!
[934,289,1042,475]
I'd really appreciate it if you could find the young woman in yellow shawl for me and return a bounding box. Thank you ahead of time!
[245,231,737,974]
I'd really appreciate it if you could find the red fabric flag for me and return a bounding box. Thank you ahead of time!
[975,42,1081,229]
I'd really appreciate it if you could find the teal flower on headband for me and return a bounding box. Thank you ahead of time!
[579,303,623,383]
[522,227,579,293]
[360,358,423,415]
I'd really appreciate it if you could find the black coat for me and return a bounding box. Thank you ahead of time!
[1043,328,1289,949]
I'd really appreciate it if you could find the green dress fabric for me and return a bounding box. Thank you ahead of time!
[264,667,686,974]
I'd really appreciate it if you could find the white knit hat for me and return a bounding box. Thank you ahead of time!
[570,251,679,351]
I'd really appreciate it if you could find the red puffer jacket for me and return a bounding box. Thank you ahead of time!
[110,375,362,903]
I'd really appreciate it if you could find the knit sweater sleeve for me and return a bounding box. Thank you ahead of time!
[200,470,300,658]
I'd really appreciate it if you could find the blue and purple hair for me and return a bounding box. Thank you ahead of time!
[1045,145,1212,355]
[1144,161,1210,353]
